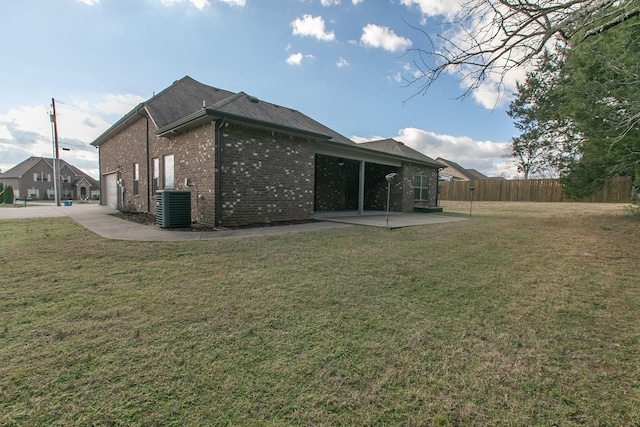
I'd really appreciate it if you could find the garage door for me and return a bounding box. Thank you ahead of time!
[104,173,117,209]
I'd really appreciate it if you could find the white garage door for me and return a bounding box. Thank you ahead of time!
[104,173,117,209]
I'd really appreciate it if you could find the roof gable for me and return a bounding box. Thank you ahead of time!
[0,157,98,186]
[203,92,356,145]
[145,76,236,129]
[93,76,356,147]
[436,157,488,180]
[0,157,51,178]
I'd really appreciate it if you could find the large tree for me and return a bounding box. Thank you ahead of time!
[506,13,640,194]
[408,0,640,100]
[557,15,640,196]
[506,52,581,178]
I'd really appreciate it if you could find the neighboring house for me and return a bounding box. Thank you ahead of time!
[91,76,444,227]
[436,157,490,181]
[0,157,100,200]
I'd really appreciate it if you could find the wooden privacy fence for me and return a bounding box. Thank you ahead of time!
[439,176,633,203]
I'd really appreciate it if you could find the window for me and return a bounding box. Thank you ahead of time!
[413,175,430,201]
[62,175,70,183]
[133,163,140,195]
[163,154,174,189]
[34,172,50,182]
[152,158,159,194]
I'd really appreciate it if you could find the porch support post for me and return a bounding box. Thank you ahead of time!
[358,160,365,214]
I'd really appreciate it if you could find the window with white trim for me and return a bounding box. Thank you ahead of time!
[34,172,51,182]
[413,175,430,201]
[163,154,174,189]
[152,158,159,194]
[133,163,140,195]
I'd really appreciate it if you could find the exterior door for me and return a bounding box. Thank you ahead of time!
[104,173,117,208]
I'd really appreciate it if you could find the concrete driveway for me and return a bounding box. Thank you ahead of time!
[1,202,466,241]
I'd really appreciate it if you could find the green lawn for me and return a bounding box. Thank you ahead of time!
[1,202,638,426]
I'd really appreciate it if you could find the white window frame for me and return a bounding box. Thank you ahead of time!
[413,175,430,201]
[163,154,174,189]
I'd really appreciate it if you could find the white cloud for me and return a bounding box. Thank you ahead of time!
[399,0,464,18]
[321,0,340,5]
[286,52,315,65]
[352,0,364,4]
[291,15,336,42]
[0,105,52,141]
[219,0,246,6]
[353,127,517,178]
[159,0,211,9]
[360,24,412,53]
[0,93,144,178]
[0,125,11,140]
[286,53,304,65]
[444,9,531,109]
[76,0,100,5]
[95,94,146,116]
[336,57,350,67]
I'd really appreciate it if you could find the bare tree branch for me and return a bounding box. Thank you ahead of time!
[407,0,638,101]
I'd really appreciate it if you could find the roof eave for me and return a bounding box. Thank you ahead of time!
[156,108,332,141]
[318,140,443,168]
[91,104,148,147]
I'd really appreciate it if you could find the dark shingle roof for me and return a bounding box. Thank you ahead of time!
[202,92,355,145]
[465,168,489,180]
[145,76,235,129]
[92,76,357,147]
[0,157,99,187]
[0,157,48,178]
[436,157,489,180]
[359,139,444,168]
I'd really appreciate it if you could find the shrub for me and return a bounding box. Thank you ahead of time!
[3,185,14,204]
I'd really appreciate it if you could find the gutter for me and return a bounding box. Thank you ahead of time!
[215,119,226,227]
[135,106,151,212]
[91,103,146,147]
[156,108,332,142]
[316,139,445,169]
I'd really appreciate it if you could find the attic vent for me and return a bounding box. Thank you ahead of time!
[248,96,259,103]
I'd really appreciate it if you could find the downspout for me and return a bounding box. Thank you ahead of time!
[436,168,443,207]
[135,106,150,213]
[215,119,227,227]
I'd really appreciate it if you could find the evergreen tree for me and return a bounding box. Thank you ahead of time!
[509,15,640,197]
[4,185,14,204]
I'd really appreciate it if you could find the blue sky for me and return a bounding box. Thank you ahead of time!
[0,0,521,179]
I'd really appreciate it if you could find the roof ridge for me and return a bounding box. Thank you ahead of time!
[207,91,246,110]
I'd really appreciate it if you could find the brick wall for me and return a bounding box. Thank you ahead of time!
[218,123,315,227]
[98,114,439,226]
[98,116,150,212]
[160,125,216,224]
[314,155,360,211]
[98,116,217,223]
[364,163,402,211]
[401,163,439,210]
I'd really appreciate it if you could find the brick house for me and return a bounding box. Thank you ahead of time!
[435,157,489,181]
[0,157,99,201]
[91,76,443,227]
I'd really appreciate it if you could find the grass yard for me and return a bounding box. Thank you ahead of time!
[1,202,639,426]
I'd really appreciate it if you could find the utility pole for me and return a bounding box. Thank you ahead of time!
[50,98,61,206]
